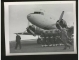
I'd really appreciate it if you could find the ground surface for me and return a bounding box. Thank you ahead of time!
[10,39,74,53]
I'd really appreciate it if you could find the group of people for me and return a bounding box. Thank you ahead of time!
[39,28,72,50]
[39,31,62,47]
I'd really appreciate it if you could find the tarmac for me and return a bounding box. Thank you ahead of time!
[10,39,74,53]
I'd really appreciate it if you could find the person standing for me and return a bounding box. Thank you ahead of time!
[57,22,70,50]
[40,31,47,47]
[49,36,53,46]
[15,34,21,50]
[48,31,53,46]
[45,31,51,46]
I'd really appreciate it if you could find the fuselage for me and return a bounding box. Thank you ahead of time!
[26,11,73,38]
[27,12,57,30]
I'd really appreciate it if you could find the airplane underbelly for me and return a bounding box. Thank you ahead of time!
[27,14,53,29]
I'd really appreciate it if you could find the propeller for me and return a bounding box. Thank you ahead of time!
[59,11,64,21]
[56,11,67,29]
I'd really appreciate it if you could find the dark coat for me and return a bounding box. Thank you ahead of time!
[16,35,21,43]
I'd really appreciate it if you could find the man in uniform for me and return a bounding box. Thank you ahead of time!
[15,34,21,50]
[40,31,47,47]
[56,22,70,50]
[45,31,49,46]
[48,31,53,46]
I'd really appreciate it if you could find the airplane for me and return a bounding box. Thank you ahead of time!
[15,11,74,44]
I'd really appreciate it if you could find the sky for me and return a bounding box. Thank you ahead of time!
[9,3,75,41]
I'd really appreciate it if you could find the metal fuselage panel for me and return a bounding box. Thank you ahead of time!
[27,14,56,29]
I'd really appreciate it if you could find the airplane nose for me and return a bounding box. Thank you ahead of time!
[27,13,33,22]
[27,14,31,18]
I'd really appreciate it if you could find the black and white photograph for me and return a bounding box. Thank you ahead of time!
[4,1,77,56]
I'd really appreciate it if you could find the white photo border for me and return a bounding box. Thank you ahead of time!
[4,1,77,56]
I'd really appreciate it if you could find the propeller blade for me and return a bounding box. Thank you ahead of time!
[59,11,64,20]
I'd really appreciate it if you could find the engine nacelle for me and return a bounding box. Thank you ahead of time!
[26,25,36,36]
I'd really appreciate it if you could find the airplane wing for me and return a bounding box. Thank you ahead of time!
[14,32,32,35]
[14,32,39,36]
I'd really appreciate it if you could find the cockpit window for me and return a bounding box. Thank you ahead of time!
[34,12,44,15]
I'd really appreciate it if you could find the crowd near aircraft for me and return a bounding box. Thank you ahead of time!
[15,10,74,44]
